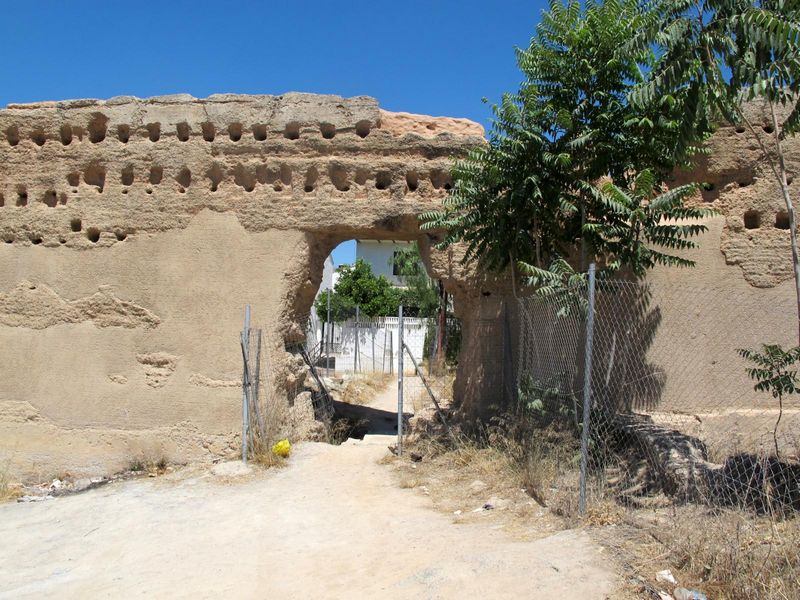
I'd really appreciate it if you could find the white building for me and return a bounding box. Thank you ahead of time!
[317,255,335,299]
[307,240,427,374]
[355,240,413,286]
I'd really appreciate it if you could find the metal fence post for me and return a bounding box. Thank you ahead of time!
[326,288,332,376]
[397,305,404,456]
[579,263,596,515]
[241,304,251,464]
[355,304,360,373]
[388,330,393,375]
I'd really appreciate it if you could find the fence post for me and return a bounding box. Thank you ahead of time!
[388,330,393,375]
[579,263,597,515]
[326,288,332,376]
[355,304,360,373]
[397,305,404,456]
[241,304,251,464]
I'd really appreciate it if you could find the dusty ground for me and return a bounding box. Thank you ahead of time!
[0,383,614,599]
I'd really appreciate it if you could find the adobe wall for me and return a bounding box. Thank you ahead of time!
[1,92,796,480]
[0,93,485,480]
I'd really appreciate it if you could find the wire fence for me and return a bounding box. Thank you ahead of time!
[239,306,287,463]
[306,306,433,376]
[400,314,461,452]
[516,267,800,514]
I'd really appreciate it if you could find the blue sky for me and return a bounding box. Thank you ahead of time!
[2,0,543,264]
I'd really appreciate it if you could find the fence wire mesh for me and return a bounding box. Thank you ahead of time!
[240,324,288,460]
[517,276,800,513]
[401,317,461,435]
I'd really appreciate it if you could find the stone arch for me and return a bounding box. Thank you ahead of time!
[0,92,488,478]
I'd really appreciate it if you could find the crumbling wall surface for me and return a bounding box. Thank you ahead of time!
[0,93,485,480]
[676,99,800,288]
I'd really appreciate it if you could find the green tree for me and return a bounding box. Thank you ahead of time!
[315,259,400,321]
[422,0,712,284]
[631,0,800,340]
[738,344,800,457]
[391,244,440,317]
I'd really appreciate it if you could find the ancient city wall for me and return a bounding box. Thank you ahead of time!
[0,93,797,480]
[0,93,489,480]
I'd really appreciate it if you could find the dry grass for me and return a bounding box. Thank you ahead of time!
[128,456,168,476]
[338,372,393,405]
[601,505,800,600]
[400,413,799,599]
[251,448,289,469]
[386,419,579,537]
[0,460,22,502]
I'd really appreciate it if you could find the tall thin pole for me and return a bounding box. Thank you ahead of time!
[241,304,251,464]
[326,288,332,376]
[397,305,404,456]
[388,330,393,375]
[355,304,360,373]
[579,263,596,515]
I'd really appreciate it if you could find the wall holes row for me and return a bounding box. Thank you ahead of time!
[744,209,793,230]
[32,164,454,196]
[4,118,375,146]
[3,165,452,210]
[3,217,129,246]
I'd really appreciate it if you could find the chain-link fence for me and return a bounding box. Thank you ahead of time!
[239,307,290,462]
[517,268,800,515]
[400,314,461,449]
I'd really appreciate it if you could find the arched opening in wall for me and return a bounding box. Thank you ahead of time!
[207,163,225,192]
[744,209,761,230]
[429,169,453,190]
[121,166,134,186]
[59,124,73,145]
[252,124,267,141]
[176,122,191,142]
[320,123,336,139]
[117,125,130,143]
[329,164,350,191]
[88,113,108,143]
[201,122,215,142]
[355,120,371,138]
[375,172,391,190]
[149,166,163,185]
[31,129,46,146]
[304,167,319,193]
[16,186,27,206]
[284,122,300,140]
[146,123,161,142]
[84,164,106,192]
[292,237,460,442]
[228,123,243,142]
[86,227,101,243]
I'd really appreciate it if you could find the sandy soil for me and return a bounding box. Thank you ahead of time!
[0,384,614,599]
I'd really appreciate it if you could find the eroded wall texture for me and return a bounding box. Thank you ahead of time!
[0,94,796,480]
[0,93,485,480]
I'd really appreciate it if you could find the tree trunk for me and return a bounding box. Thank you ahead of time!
[436,281,447,366]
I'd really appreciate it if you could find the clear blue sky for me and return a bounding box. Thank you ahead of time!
[2,0,544,264]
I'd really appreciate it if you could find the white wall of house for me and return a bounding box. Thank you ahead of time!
[307,316,429,374]
[317,255,335,299]
[356,240,412,286]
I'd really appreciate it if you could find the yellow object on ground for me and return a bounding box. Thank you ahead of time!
[272,439,291,458]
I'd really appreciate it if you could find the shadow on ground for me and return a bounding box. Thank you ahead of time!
[331,400,412,438]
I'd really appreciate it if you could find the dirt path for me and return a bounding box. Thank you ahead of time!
[0,386,614,599]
